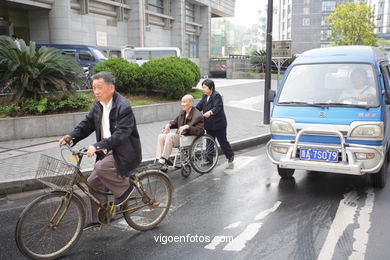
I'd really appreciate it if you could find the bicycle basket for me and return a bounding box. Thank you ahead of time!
[35,154,78,190]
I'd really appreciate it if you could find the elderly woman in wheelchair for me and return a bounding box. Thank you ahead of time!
[154,94,219,177]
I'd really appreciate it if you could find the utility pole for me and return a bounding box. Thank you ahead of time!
[263,0,273,124]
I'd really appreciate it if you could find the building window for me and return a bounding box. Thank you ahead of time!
[148,0,164,14]
[321,16,330,26]
[321,29,332,40]
[186,3,195,22]
[322,1,336,12]
[185,34,199,58]
[303,7,310,15]
[302,18,310,26]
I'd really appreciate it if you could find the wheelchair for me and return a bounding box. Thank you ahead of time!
[172,134,219,177]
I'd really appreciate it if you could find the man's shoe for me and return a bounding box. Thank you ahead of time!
[159,162,168,172]
[83,222,101,231]
[114,185,134,206]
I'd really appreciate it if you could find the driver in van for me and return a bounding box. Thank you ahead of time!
[340,68,376,103]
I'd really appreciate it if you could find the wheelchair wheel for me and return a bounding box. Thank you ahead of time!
[181,164,191,178]
[190,134,219,174]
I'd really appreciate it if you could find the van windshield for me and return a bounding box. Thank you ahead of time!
[278,63,379,107]
[92,48,107,60]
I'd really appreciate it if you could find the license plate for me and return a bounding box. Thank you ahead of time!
[299,148,339,162]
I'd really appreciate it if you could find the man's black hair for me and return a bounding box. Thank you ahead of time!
[91,71,116,85]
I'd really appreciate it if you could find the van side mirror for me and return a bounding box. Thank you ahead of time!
[268,90,276,103]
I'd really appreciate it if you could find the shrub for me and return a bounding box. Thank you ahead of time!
[0,36,83,102]
[164,57,201,87]
[93,58,141,94]
[0,94,93,116]
[140,58,194,99]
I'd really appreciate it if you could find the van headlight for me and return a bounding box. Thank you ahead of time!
[270,120,295,135]
[350,124,383,139]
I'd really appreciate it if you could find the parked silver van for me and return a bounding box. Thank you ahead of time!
[98,46,136,63]
[134,47,181,65]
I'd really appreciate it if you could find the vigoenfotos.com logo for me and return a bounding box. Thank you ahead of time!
[154,234,233,245]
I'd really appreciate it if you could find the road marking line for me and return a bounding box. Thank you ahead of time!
[224,221,241,229]
[318,191,359,260]
[217,201,281,252]
[255,201,282,221]
[223,223,263,251]
[349,188,375,260]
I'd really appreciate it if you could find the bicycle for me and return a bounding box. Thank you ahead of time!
[15,141,172,260]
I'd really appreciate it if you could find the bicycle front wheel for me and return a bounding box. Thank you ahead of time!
[123,170,172,231]
[15,191,86,260]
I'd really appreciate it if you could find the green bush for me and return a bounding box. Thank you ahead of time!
[140,58,194,99]
[0,94,93,117]
[93,58,141,94]
[0,36,83,102]
[164,57,201,87]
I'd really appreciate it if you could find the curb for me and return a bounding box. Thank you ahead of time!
[0,133,271,196]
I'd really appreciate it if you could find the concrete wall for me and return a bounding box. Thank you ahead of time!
[0,102,183,141]
[145,26,172,47]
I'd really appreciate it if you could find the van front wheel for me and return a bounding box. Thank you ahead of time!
[371,155,388,188]
[277,166,295,179]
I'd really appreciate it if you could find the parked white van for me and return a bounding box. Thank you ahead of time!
[134,47,181,65]
[98,46,137,63]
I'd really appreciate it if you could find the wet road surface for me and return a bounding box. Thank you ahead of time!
[1,144,390,259]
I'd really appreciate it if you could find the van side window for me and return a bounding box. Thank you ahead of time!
[380,64,390,96]
[135,51,149,60]
[151,50,176,59]
[62,49,76,58]
[109,50,121,58]
[79,50,95,61]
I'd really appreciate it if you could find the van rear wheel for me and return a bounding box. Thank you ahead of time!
[371,155,387,188]
[277,166,295,179]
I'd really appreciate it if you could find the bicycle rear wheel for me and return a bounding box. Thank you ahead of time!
[123,170,172,231]
[15,191,85,260]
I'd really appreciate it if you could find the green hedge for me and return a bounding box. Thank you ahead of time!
[0,94,93,117]
[92,57,201,99]
[93,58,141,94]
[140,58,190,99]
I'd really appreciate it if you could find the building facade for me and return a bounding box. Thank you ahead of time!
[0,0,235,75]
[271,0,390,55]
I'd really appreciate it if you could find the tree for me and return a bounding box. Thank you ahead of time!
[0,36,83,102]
[326,1,377,46]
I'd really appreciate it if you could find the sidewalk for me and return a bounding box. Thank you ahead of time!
[0,79,270,195]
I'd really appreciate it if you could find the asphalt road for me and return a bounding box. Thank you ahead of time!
[2,144,390,260]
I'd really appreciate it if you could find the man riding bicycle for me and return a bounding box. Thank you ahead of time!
[59,71,142,230]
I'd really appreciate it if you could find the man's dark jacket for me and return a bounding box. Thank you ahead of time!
[69,92,142,176]
[169,107,204,136]
[196,90,227,131]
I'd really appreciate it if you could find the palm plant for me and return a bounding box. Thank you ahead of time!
[0,36,83,102]
[250,50,267,73]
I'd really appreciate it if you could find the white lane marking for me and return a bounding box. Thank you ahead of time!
[223,223,263,251]
[255,201,282,221]
[318,191,359,260]
[218,202,282,252]
[204,238,224,250]
[349,188,375,260]
[205,222,243,250]
[224,221,241,229]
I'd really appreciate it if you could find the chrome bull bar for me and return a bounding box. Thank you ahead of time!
[266,129,385,174]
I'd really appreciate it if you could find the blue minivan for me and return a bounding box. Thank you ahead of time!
[35,44,107,69]
[266,46,390,188]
